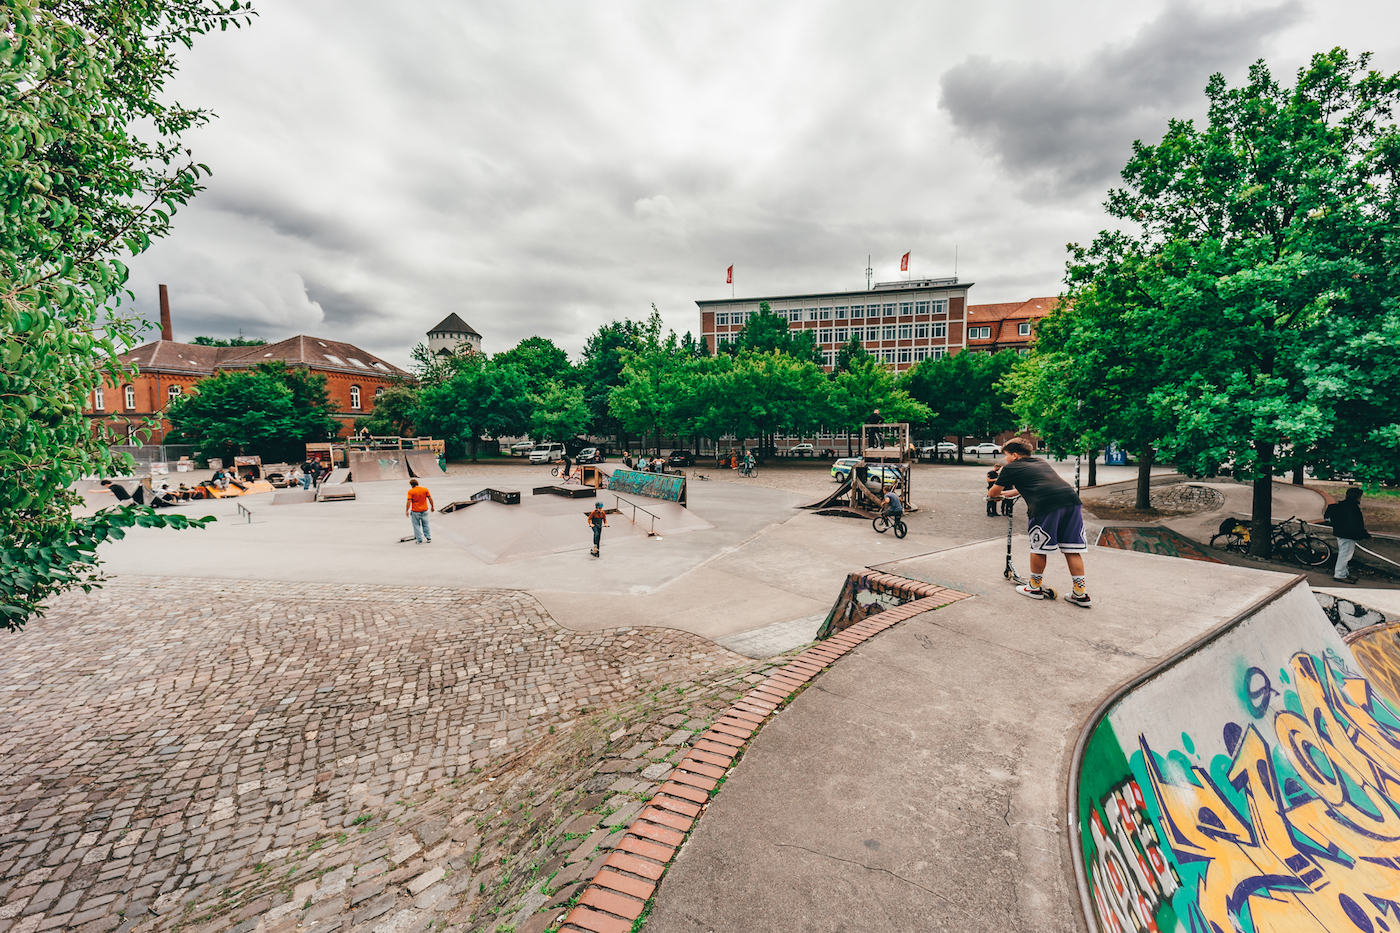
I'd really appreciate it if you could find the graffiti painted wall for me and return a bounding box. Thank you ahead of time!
[1096,526,1222,564]
[607,468,686,504]
[1074,582,1400,933]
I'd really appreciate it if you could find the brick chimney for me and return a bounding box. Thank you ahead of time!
[158,284,173,341]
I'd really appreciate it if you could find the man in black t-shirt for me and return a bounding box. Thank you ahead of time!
[987,440,1091,607]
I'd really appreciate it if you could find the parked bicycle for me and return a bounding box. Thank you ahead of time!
[872,511,908,539]
[1209,516,1332,567]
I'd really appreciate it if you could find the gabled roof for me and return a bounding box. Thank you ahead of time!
[428,313,480,337]
[118,336,411,378]
[966,297,1061,323]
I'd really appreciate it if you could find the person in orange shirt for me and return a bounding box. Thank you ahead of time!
[405,478,435,543]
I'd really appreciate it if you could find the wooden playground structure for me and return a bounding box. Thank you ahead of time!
[800,422,916,518]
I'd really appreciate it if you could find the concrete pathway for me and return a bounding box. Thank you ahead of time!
[645,540,1298,932]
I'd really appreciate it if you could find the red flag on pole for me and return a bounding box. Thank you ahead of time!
[726,265,733,284]
[900,252,910,272]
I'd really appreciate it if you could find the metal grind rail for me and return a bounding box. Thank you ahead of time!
[612,494,661,536]
[237,503,253,524]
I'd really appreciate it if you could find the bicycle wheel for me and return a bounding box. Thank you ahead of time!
[872,516,890,534]
[1210,533,1245,553]
[551,465,559,476]
[893,519,907,539]
[1292,537,1333,567]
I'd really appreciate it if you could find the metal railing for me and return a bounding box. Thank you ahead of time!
[612,494,660,536]
[236,503,253,524]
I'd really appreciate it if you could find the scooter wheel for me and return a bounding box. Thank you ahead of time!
[1042,587,1058,600]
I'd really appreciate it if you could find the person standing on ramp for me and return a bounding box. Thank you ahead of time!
[406,478,434,543]
[987,440,1091,607]
[586,501,609,556]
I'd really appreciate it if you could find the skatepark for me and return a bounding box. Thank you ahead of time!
[63,456,1400,932]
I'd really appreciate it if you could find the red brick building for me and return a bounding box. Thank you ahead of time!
[92,325,411,442]
[965,297,1060,354]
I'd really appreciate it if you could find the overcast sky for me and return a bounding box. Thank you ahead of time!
[124,0,1400,366]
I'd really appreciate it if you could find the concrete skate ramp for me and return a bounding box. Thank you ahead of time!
[1071,577,1400,933]
[404,451,443,477]
[644,541,1310,932]
[272,489,316,505]
[1095,524,1222,562]
[433,492,712,563]
[347,451,408,482]
[324,467,350,485]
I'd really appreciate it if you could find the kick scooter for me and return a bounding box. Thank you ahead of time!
[1001,496,1056,599]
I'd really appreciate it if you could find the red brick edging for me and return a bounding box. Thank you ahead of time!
[557,579,972,932]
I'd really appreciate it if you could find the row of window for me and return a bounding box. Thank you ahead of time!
[716,299,948,328]
[966,322,1032,340]
[92,384,381,411]
[818,347,948,367]
[714,322,952,349]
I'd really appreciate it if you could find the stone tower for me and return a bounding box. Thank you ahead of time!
[426,313,482,356]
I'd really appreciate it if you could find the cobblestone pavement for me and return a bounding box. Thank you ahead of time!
[0,576,751,933]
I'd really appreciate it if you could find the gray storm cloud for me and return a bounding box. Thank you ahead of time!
[938,1,1303,196]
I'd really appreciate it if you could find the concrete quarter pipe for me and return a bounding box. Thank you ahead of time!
[1071,579,1400,933]
[347,451,408,482]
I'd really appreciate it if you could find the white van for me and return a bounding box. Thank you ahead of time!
[529,443,565,463]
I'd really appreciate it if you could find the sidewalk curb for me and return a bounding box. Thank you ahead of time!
[554,576,974,933]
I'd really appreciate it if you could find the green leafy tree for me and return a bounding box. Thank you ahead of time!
[1076,51,1400,554]
[0,1,253,629]
[494,336,574,394]
[414,355,531,460]
[715,350,828,459]
[833,335,872,374]
[166,363,339,463]
[529,380,590,443]
[191,335,265,346]
[354,384,419,437]
[827,356,931,453]
[729,302,823,364]
[578,313,656,441]
[904,350,1018,461]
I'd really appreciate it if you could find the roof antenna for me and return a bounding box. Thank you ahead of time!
[954,245,958,278]
[865,255,872,291]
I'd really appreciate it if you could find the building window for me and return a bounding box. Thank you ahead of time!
[1018,347,1030,356]
[882,326,897,341]
[897,348,912,364]
[834,306,847,319]
[932,347,948,360]
[124,385,135,410]
[931,299,948,314]
[819,329,833,344]
[899,302,913,316]
[915,300,930,313]
[835,327,848,343]
[882,302,897,316]
[932,322,947,338]
[824,350,837,368]
[819,308,831,320]
[350,385,362,409]
[93,387,104,411]
[1019,321,1031,336]
[865,326,880,342]
[850,304,864,319]
[914,348,929,362]
[881,349,896,363]
[375,386,385,397]
[717,313,728,326]
[898,324,912,340]
[805,309,816,321]
[970,326,992,339]
[168,384,182,400]
[914,323,929,339]
[788,310,802,323]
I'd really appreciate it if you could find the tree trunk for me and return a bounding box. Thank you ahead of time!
[957,435,965,464]
[1250,441,1275,559]
[1087,450,1098,488]
[1292,463,1304,485]
[1135,446,1155,510]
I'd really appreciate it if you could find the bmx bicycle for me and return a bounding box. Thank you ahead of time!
[1210,516,1332,568]
[872,511,907,538]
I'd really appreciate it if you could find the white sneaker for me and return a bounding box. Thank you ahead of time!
[1017,584,1047,600]
[1067,592,1092,608]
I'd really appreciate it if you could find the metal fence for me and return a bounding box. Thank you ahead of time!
[108,444,198,472]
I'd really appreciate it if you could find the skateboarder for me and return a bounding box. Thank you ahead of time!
[586,501,608,555]
[987,440,1090,607]
[405,478,434,543]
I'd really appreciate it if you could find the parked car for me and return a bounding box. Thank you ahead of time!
[576,447,604,464]
[789,443,815,457]
[529,443,566,463]
[509,441,535,457]
[830,457,863,481]
[855,464,904,489]
[919,442,958,458]
[963,442,1002,456]
[667,449,695,467]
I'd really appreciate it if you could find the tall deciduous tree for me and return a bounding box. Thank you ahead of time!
[529,380,590,443]
[166,363,340,463]
[904,350,1018,461]
[0,1,252,629]
[1080,51,1400,554]
[414,355,531,460]
[729,302,823,364]
[354,384,419,437]
[494,336,575,394]
[827,356,931,454]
